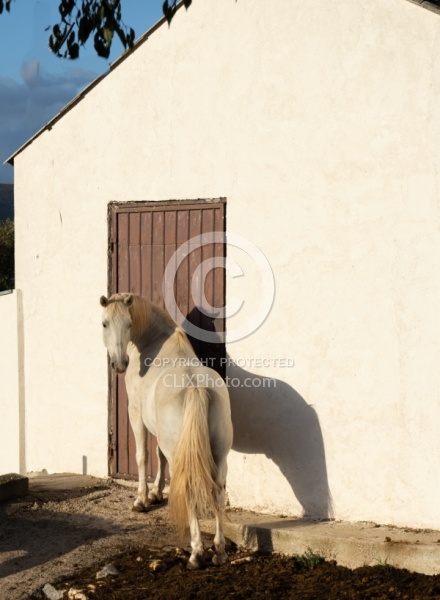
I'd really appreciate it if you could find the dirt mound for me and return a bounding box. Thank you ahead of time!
[34,545,440,600]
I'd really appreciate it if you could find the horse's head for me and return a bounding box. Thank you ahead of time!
[100,294,133,373]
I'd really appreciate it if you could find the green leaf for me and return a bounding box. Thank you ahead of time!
[94,31,110,58]
[53,23,61,39]
[66,29,79,58]
[115,25,126,48]
[78,16,89,44]
[0,219,15,291]
[162,0,174,25]
[103,26,113,46]
[68,41,79,58]
[127,27,135,47]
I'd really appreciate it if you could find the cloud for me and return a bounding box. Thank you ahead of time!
[0,77,28,127]
[0,61,98,183]
[21,60,96,106]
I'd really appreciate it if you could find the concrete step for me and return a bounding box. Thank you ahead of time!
[4,473,439,576]
[203,510,440,576]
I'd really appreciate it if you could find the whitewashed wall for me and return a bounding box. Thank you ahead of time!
[12,0,440,528]
[0,290,22,474]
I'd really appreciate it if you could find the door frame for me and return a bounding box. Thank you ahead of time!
[107,198,227,479]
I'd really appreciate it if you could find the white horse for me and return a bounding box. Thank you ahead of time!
[100,293,233,568]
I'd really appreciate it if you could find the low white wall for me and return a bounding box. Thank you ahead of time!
[0,290,22,474]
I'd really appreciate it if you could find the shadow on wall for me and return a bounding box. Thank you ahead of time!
[185,307,333,520]
[227,360,333,519]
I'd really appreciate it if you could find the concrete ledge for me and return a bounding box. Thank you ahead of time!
[3,473,439,576]
[202,512,440,576]
[0,473,29,502]
[28,472,105,493]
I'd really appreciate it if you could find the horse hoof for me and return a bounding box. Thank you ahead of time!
[187,555,206,570]
[212,553,228,566]
[147,493,163,505]
[132,499,147,512]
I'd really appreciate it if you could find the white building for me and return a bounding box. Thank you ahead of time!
[2,0,440,529]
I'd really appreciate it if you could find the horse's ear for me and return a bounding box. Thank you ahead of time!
[124,294,134,307]
[100,296,109,307]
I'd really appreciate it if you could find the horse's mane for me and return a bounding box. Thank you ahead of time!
[174,326,197,356]
[108,293,195,354]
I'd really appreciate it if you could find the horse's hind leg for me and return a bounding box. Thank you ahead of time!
[187,513,206,570]
[128,400,149,512]
[148,445,167,504]
[212,459,229,566]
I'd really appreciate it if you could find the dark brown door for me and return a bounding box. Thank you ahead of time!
[109,200,226,479]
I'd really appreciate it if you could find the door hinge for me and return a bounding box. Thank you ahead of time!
[108,433,117,458]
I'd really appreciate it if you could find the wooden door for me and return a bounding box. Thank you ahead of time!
[109,200,226,479]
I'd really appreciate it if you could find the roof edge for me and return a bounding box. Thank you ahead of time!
[5,0,440,167]
[4,2,185,166]
[406,0,440,15]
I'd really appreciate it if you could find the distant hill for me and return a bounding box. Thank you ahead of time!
[0,184,14,222]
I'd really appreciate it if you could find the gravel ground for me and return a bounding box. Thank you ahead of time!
[2,476,440,600]
[0,477,178,599]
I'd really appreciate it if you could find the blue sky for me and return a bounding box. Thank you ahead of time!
[0,0,164,183]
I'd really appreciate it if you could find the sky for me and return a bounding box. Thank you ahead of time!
[0,0,164,183]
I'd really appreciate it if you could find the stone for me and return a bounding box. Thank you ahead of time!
[42,583,66,600]
[68,589,88,600]
[231,556,253,565]
[149,559,165,572]
[96,563,119,579]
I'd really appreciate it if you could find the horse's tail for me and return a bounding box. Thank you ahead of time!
[169,386,220,540]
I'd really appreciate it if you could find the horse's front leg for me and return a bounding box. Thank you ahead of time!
[128,400,149,512]
[148,445,167,504]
